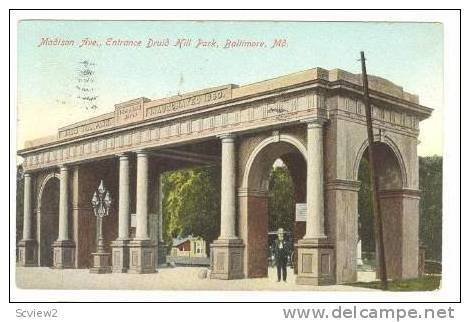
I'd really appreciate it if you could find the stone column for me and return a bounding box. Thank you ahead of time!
[305,120,327,239]
[135,150,149,239]
[111,154,131,273]
[220,134,237,239]
[58,166,69,241]
[296,119,335,285]
[211,134,244,280]
[118,154,130,240]
[156,172,167,265]
[52,165,75,268]
[23,173,33,240]
[128,150,156,273]
[18,172,37,266]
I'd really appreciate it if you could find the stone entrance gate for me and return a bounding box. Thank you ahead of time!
[17,67,432,285]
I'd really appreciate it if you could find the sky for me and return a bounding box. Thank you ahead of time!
[17,20,443,156]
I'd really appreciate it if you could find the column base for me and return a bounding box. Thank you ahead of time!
[295,238,335,286]
[128,239,157,274]
[52,240,76,269]
[111,239,130,273]
[17,239,38,267]
[89,251,112,274]
[210,238,245,280]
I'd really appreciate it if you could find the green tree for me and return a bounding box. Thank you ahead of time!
[419,156,442,261]
[162,167,220,252]
[268,166,295,232]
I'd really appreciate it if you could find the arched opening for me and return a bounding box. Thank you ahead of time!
[240,138,307,278]
[356,141,407,279]
[268,159,295,236]
[161,166,220,266]
[267,158,298,279]
[38,176,60,267]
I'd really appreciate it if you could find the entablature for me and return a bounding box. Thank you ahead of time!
[18,67,433,172]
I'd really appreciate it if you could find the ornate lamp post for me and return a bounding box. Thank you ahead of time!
[89,180,112,274]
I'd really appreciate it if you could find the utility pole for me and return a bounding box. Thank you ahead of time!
[360,51,388,290]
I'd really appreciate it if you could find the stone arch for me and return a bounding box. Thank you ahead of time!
[354,136,419,280]
[36,172,60,267]
[37,172,60,210]
[239,133,307,278]
[352,135,408,188]
[241,133,307,192]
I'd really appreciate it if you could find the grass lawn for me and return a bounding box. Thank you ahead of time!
[348,275,441,291]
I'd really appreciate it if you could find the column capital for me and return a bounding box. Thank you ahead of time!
[217,133,236,142]
[23,172,32,178]
[303,117,327,128]
[116,153,130,160]
[58,164,69,172]
[134,149,150,157]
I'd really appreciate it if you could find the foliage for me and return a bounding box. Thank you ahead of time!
[268,166,295,232]
[419,156,443,261]
[161,164,296,251]
[162,167,220,251]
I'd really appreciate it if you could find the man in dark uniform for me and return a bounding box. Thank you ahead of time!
[274,228,288,282]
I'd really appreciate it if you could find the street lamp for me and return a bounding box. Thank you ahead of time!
[89,180,112,274]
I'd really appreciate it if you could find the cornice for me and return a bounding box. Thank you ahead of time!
[18,79,431,156]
